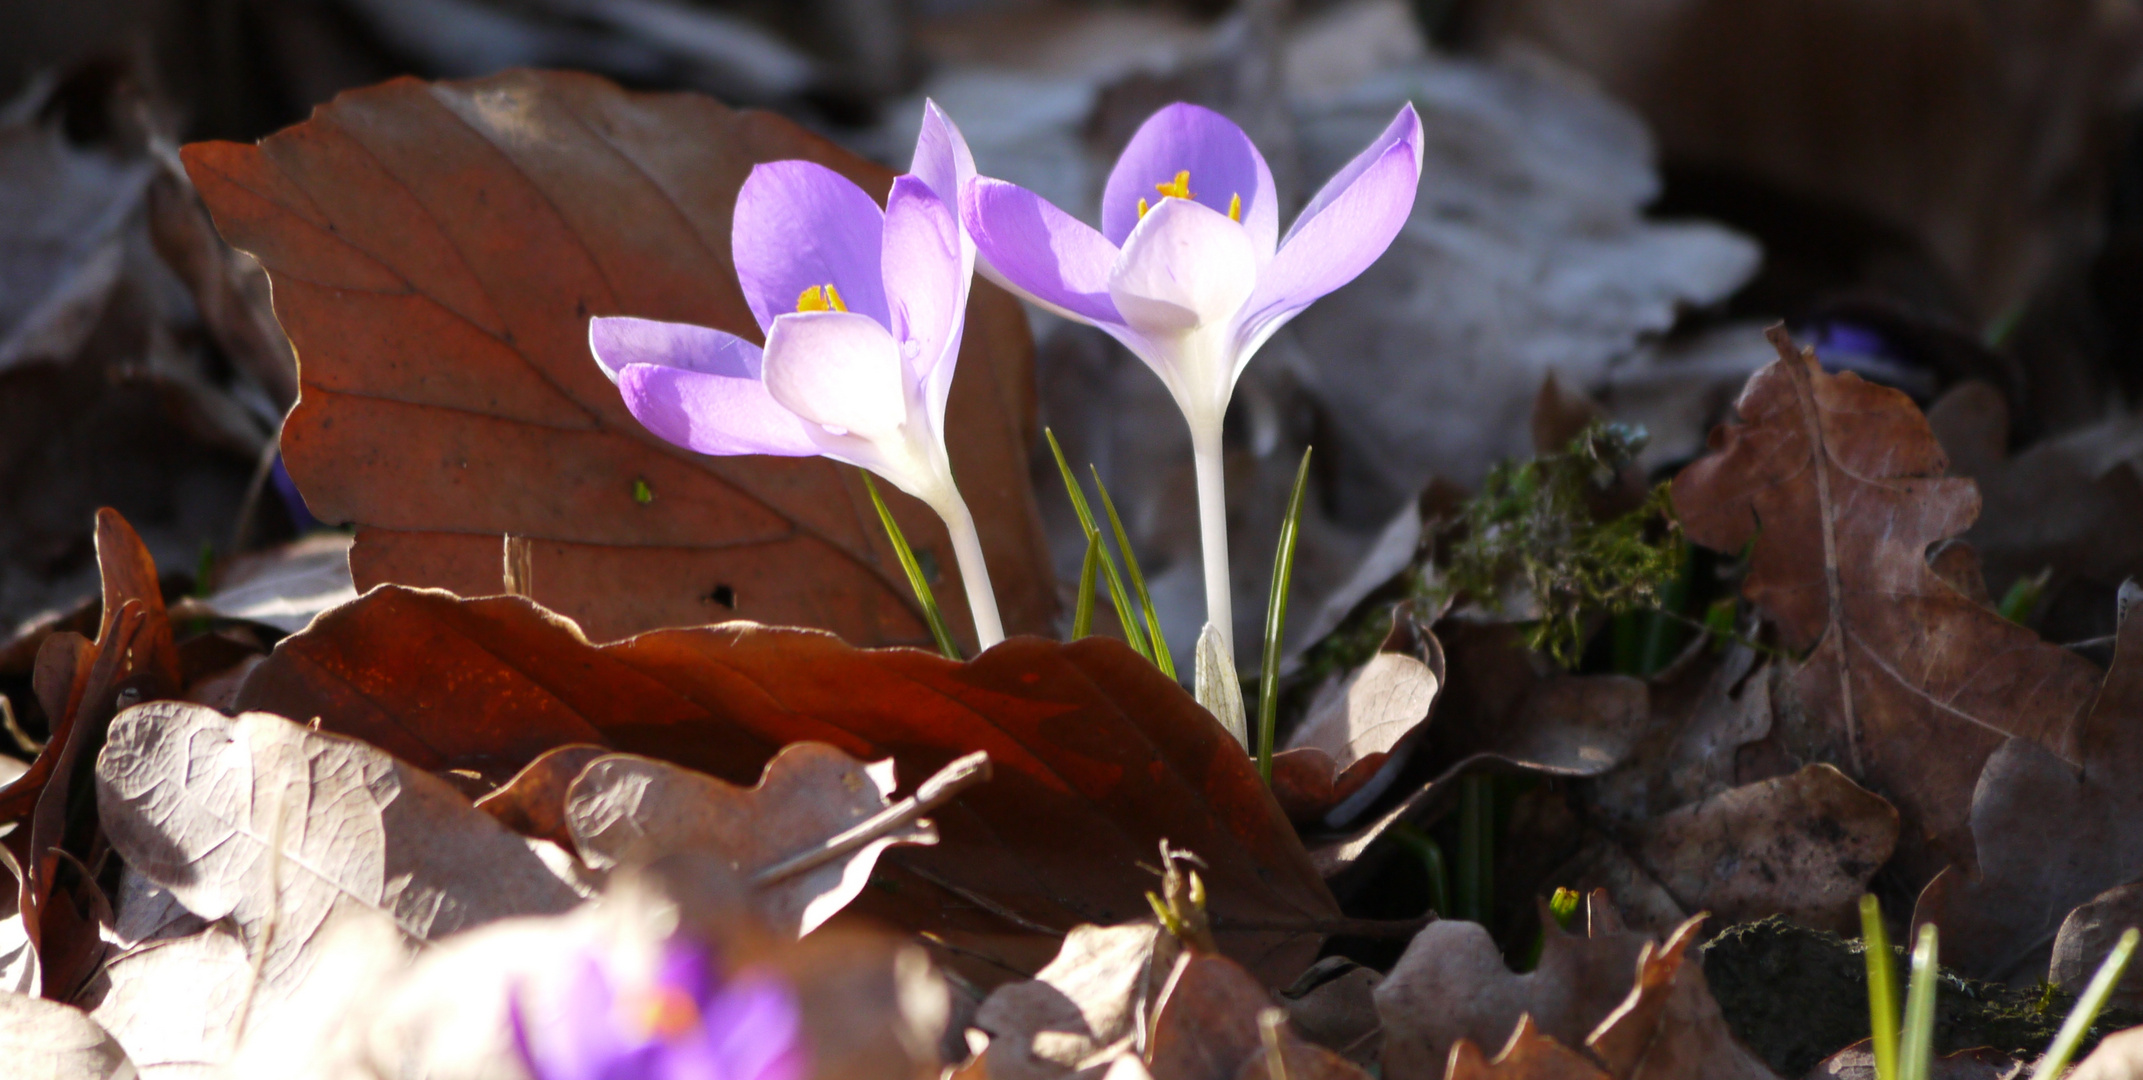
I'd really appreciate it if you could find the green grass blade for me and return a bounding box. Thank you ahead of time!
[1073,526,1102,639]
[1091,466,1174,678]
[1456,774,1494,924]
[1900,924,1940,1080]
[862,472,962,660]
[1389,823,1449,917]
[1044,429,1150,661]
[2033,927,2140,1080]
[1256,447,1313,783]
[1862,895,1901,1080]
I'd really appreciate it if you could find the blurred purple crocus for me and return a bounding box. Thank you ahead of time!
[589,103,1004,648]
[961,102,1423,654]
[511,939,805,1080]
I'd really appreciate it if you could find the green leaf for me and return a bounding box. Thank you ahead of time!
[1092,466,1174,678]
[862,472,962,660]
[2032,927,2140,1080]
[1861,895,1901,1080]
[1256,447,1312,783]
[1073,526,1101,640]
[1900,924,1939,1080]
[1044,429,1150,662]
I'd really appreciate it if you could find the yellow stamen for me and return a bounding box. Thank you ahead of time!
[794,283,848,313]
[1228,193,1241,222]
[634,987,701,1039]
[1155,170,1193,200]
[1137,197,1150,219]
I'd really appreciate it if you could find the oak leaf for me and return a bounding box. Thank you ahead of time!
[182,68,1055,649]
[1671,327,2100,875]
[232,585,1339,984]
[0,991,134,1080]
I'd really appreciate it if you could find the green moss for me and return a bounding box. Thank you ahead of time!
[1434,424,1681,667]
[1700,917,2137,1076]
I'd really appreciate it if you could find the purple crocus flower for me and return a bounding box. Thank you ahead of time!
[511,939,806,1080]
[960,102,1423,654]
[589,103,1004,648]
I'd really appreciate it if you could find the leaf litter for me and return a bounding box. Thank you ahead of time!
[8,7,2143,1079]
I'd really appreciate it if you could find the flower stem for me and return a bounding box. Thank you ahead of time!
[1192,423,1233,656]
[940,492,1005,649]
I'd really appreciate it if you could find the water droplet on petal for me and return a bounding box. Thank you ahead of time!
[821,424,849,437]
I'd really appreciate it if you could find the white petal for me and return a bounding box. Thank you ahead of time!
[1106,197,1259,338]
[761,311,910,442]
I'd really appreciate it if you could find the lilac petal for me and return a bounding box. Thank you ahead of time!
[615,362,820,457]
[760,310,909,442]
[1233,137,1421,369]
[1107,196,1259,337]
[962,177,1122,326]
[656,942,716,1011]
[516,960,629,1080]
[1100,102,1277,259]
[733,161,891,334]
[881,175,965,408]
[590,317,762,384]
[909,100,976,226]
[1280,103,1422,248]
[680,976,806,1080]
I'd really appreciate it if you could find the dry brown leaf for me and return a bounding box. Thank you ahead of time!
[974,922,1180,1080]
[95,701,581,996]
[1912,607,2143,982]
[1445,1016,1611,1080]
[1375,900,1652,1080]
[1633,764,1896,935]
[1273,609,1444,825]
[1671,327,2101,878]
[1584,919,1776,1080]
[232,585,1337,986]
[2072,1026,2143,1080]
[565,743,942,937]
[1468,0,2143,323]
[1805,1040,2022,1080]
[0,991,135,1080]
[2052,882,2143,1014]
[472,743,610,848]
[185,68,1053,649]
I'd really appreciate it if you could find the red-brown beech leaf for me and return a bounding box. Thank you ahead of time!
[1671,327,2100,875]
[182,69,1055,649]
[232,585,1339,985]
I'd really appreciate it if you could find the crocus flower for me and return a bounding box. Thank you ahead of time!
[590,104,1003,647]
[961,102,1423,652]
[511,938,805,1080]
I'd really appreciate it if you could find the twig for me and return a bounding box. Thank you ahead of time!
[750,751,992,887]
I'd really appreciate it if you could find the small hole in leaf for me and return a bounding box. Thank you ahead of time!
[915,547,942,585]
[705,585,736,609]
[632,479,653,505]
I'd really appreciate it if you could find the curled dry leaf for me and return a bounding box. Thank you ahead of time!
[471,743,610,848]
[1912,607,2143,982]
[1446,1015,1611,1080]
[2052,882,2143,1013]
[184,68,1053,650]
[1312,624,1649,883]
[1149,952,1365,1080]
[1671,327,2101,877]
[1633,764,1897,934]
[234,586,1338,985]
[94,701,581,997]
[2,509,181,1001]
[974,922,1180,1080]
[0,991,135,1080]
[565,742,950,937]
[1272,609,1445,826]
